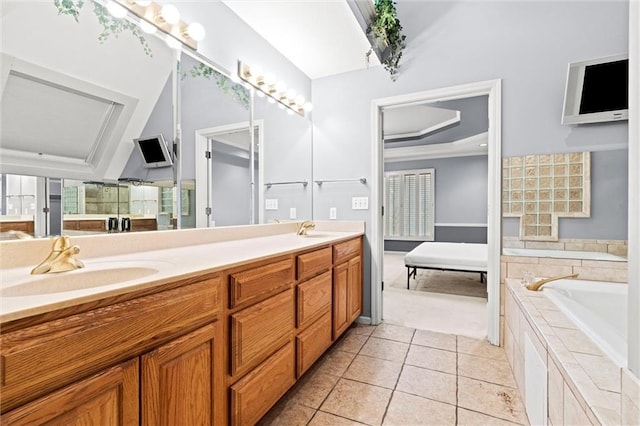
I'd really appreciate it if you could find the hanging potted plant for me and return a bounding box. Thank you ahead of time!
[366,0,407,81]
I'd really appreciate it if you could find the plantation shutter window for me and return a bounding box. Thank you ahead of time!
[384,169,434,241]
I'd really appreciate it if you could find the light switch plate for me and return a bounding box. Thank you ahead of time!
[330,207,337,219]
[265,199,278,210]
[352,197,369,210]
[289,207,297,219]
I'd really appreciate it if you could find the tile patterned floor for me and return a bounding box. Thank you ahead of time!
[258,323,529,426]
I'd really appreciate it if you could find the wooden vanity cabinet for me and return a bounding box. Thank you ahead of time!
[0,358,140,425]
[332,238,363,339]
[1,275,224,425]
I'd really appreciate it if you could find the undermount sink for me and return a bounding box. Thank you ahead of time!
[2,262,164,297]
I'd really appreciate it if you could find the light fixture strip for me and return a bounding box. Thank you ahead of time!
[115,0,198,50]
[238,61,310,117]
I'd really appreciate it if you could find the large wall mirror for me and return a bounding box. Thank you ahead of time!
[0,0,315,237]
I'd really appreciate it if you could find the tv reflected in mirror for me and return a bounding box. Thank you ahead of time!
[134,134,173,168]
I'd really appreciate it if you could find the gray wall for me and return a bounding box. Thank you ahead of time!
[311,1,629,318]
[384,155,488,250]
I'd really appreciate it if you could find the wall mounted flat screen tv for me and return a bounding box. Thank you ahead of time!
[134,134,173,168]
[561,54,628,125]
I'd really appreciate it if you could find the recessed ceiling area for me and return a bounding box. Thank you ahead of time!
[223,0,379,79]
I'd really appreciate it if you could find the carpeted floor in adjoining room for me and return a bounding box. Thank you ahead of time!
[383,252,487,339]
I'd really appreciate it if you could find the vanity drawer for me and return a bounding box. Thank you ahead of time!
[229,258,294,309]
[296,310,332,378]
[230,289,294,377]
[297,270,332,330]
[333,238,361,264]
[0,276,221,413]
[230,341,295,426]
[296,247,332,281]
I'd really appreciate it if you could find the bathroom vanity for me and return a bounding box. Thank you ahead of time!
[0,222,363,425]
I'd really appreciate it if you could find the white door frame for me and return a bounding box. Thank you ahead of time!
[195,120,264,227]
[370,79,502,345]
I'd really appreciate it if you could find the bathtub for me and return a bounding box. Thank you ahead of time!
[503,247,627,261]
[542,279,628,367]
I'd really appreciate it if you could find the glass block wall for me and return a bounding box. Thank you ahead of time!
[503,152,590,241]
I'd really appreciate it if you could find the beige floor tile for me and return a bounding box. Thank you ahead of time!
[396,364,457,405]
[343,355,403,389]
[458,353,517,388]
[314,348,357,377]
[411,329,457,352]
[359,337,409,363]
[334,329,370,354]
[371,323,415,343]
[457,335,507,360]
[458,376,527,424]
[457,408,523,425]
[382,390,456,425]
[320,378,392,425]
[258,398,316,426]
[288,369,340,409]
[405,344,457,375]
[309,411,366,425]
[351,324,377,336]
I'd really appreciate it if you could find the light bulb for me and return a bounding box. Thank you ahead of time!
[256,90,265,98]
[264,73,276,86]
[165,36,182,49]
[106,1,127,18]
[287,109,294,115]
[249,65,263,80]
[295,95,305,106]
[275,81,286,94]
[135,0,152,6]
[303,102,313,112]
[277,103,285,109]
[187,23,205,41]
[161,4,180,24]
[139,19,157,34]
[229,73,241,84]
[286,89,296,100]
[267,97,276,104]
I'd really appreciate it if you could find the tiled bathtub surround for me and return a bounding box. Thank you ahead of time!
[503,237,628,258]
[501,254,628,284]
[504,279,640,425]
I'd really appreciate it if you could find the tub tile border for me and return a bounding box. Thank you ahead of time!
[505,279,623,425]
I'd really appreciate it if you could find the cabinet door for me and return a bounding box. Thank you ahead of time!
[296,311,332,377]
[230,341,295,426]
[1,359,138,425]
[348,256,362,323]
[332,262,349,339]
[230,289,295,377]
[142,322,222,426]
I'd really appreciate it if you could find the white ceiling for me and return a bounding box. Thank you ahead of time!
[223,0,379,79]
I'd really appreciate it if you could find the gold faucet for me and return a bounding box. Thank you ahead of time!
[525,273,579,291]
[31,236,85,275]
[296,221,315,236]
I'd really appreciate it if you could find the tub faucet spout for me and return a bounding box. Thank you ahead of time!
[526,273,579,291]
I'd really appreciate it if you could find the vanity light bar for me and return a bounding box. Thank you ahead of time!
[238,61,312,117]
[112,0,203,50]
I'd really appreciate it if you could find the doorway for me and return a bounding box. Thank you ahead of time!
[195,121,264,227]
[370,80,502,345]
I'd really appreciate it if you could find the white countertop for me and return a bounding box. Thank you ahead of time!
[0,226,363,323]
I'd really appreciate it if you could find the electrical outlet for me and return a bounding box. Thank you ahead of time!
[265,199,278,210]
[351,197,369,210]
[289,207,296,219]
[330,207,337,219]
